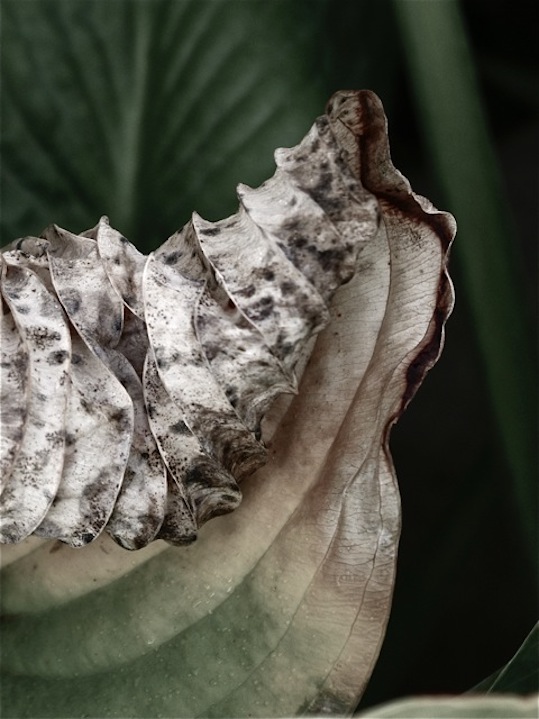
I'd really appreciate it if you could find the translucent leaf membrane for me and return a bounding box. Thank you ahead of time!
[0,90,455,717]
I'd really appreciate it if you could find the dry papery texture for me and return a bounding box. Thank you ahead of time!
[0,91,454,717]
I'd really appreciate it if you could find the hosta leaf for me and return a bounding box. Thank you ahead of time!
[357,695,539,718]
[0,91,454,717]
[33,334,136,548]
[0,258,71,542]
[1,91,385,549]
[472,623,539,695]
[0,298,28,488]
[0,0,330,248]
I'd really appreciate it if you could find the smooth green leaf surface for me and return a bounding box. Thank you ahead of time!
[358,694,539,718]
[473,624,539,695]
[0,0,328,250]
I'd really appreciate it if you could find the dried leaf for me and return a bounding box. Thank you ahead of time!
[0,257,70,542]
[0,90,455,716]
[0,299,28,489]
[95,217,146,319]
[1,92,392,549]
[142,254,266,480]
[97,349,166,550]
[33,335,134,547]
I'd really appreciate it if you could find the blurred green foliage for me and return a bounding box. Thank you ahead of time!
[1,0,536,711]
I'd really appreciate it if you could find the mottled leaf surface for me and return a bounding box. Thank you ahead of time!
[34,335,135,547]
[2,96,387,550]
[0,300,28,488]
[0,259,70,542]
[0,91,454,717]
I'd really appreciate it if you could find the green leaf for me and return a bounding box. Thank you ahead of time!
[357,694,539,718]
[0,0,330,250]
[392,0,538,561]
[473,623,539,695]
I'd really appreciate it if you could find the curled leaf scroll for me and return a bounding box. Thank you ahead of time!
[0,90,455,717]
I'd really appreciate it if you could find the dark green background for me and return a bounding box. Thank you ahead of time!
[1,0,537,711]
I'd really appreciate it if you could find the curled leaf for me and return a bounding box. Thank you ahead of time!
[1,90,386,549]
[0,90,455,716]
[33,335,134,547]
[0,257,71,542]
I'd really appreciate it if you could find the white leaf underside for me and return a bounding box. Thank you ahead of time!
[0,90,455,555]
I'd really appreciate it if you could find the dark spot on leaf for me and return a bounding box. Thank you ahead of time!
[261,268,275,281]
[283,217,301,233]
[200,226,221,236]
[240,284,256,298]
[225,386,238,407]
[184,464,208,488]
[164,251,180,266]
[306,246,346,274]
[275,331,295,357]
[48,349,69,365]
[251,295,274,320]
[156,355,168,370]
[170,420,190,435]
[110,408,131,432]
[204,344,219,361]
[280,280,296,295]
[62,291,81,315]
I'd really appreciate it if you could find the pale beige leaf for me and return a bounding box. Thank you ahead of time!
[143,254,266,479]
[192,207,330,369]
[0,259,70,542]
[105,349,168,550]
[0,90,454,717]
[34,335,134,546]
[96,215,147,319]
[142,351,241,537]
[195,284,296,433]
[45,225,124,353]
[0,298,28,489]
